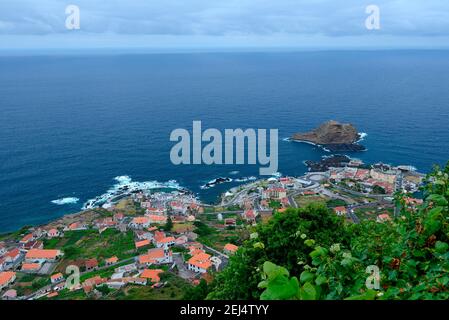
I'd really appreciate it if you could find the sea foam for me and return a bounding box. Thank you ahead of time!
[82,176,183,210]
[51,197,80,205]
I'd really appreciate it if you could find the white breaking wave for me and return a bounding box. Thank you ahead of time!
[358,132,368,142]
[235,176,257,182]
[82,175,183,210]
[51,197,79,205]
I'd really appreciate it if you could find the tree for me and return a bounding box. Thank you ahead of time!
[163,217,173,232]
[183,279,210,300]
[207,204,348,299]
[372,185,386,194]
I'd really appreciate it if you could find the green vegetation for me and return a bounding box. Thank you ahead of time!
[226,205,241,211]
[60,229,135,261]
[194,221,217,237]
[163,217,174,232]
[372,185,387,194]
[293,194,329,208]
[183,279,210,300]
[205,162,449,300]
[207,203,348,299]
[113,273,192,300]
[326,199,347,208]
[269,200,282,209]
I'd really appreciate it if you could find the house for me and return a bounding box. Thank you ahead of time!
[355,169,370,181]
[82,276,107,294]
[281,197,290,207]
[153,230,166,242]
[404,197,424,209]
[105,256,118,266]
[25,249,62,263]
[377,213,392,223]
[53,282,66,291]
[22,240,44,252]
[129,216,151,229]
[64,222,88,231]
[189,247,206,257]
[305,190,319,196]
[47,228,61,238]
[171,215,187,224]
[135,239,151,249]
[370,169,397,184]
[141,269,163,283]
[51,272,64,284]
[243,209,257,223]
[19,234,35,245]
[135,230,153,241]
[333,206,347,216]
[186,232,199,241]
[141,201,152,209]
[155,236,175,249]
[223,243,239,255]
[224,218,236,227]
[170,201,187,214]
[147,215,167,225]
[262,187,287,200]
[279,177,294,188]
[187,252,212,274]
[85,258,99,271]
[138,248,173,266]
[47,292,59,299]
[0,271,16,290]
[145,207,166,216]
[126,277,147,286]
[3,248,21,265]
[95,217,117,229]
[2,289,17,300]
[113,213,125,222]
[175,235,188,246]
[21,263,41,272]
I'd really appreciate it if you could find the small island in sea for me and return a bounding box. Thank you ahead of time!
[291,120,366,152]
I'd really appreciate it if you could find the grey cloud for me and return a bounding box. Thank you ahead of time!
[0,0,448,37]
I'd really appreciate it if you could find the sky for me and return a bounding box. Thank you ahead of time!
[0,0,448,51]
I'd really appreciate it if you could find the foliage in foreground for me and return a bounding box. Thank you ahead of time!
[207,162,449,300]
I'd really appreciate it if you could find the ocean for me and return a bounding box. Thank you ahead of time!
[1,50,449,232]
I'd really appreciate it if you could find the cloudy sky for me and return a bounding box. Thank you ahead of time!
[0,0,448,50]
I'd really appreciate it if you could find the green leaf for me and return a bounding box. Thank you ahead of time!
[262,261,289,280]
[345,289,377,300]
[304,239,315,247]
[310,246,328,259]
[299,282,317,300]
[427,194,448,206]
[258,280,268,289]
[260,275,299,300]
[435,241,449,254]
[315,275,328,286]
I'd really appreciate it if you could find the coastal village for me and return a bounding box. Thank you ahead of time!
[0,157,425,300]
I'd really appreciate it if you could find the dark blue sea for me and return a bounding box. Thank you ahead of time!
[1,50,449,232]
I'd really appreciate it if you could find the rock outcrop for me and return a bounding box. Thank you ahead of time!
[291,120,365,152]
